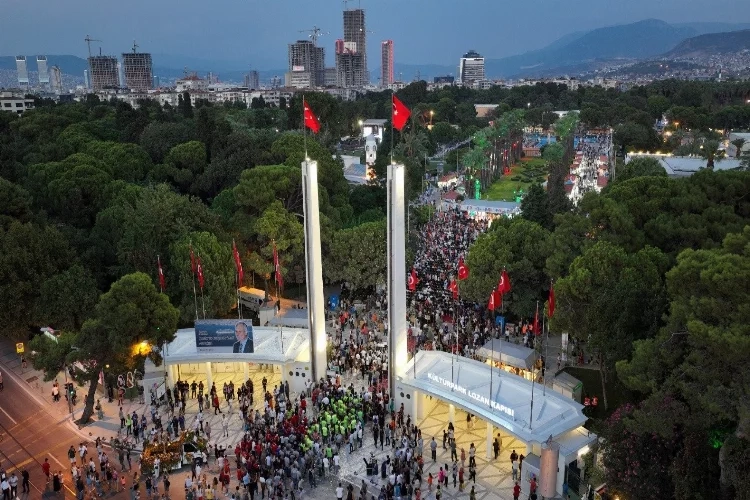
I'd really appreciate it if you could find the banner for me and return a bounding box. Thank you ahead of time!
[195,319,255,354]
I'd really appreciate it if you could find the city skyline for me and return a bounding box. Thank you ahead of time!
[3,0,750,71]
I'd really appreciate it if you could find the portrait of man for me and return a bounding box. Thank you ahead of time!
[232,321,254,353]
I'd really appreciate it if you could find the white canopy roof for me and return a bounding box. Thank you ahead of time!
[401,350,588,443]
[267,308,309,328]
[458,199,521,214]
[477,339,536,370]
[164,327,310,365]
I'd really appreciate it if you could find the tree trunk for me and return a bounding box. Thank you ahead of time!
[78,374,100,425]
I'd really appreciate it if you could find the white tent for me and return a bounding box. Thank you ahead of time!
[476,338,536,371]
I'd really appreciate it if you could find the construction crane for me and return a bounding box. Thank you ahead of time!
[84,35,101,58]
[131,40,139,54]
[299,26,329,46]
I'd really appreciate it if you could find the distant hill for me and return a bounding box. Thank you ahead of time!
[665,29,750,57]
[484,19,697,78]
[672,22,750,36]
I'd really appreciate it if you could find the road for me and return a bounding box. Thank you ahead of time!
[0,356,128,499]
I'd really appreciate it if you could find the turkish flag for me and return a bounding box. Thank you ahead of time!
[232,240,244,285]
[157,256,166,291]
[189,245,197,276]
[392,95,411,131]
[457,257,470,281]
[498,269,511,294]
[273,243,284,290]
[548,284,555,317]
[488,289,497,311]
[303,98,321,134]
[533,306,541,336]
[447,280,458,300]
[408,268,418,291]
[197,256,204,290]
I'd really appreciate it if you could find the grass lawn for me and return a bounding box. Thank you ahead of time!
[562,366,635,423]
[484,157,548,201]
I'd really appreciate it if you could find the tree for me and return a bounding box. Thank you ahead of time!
[170,232,236,322]
[30,272,178,424]
[139,121,194,163]
[731,138,746,158]
[701,139,722,170]
[551,242,668,409]
[463,218,552,318]
[35,265,99,331]
[152,141,208,194]
[233,165,302,216]
[178,91,193,118]
[0,221,73,338]
[324,220,387,290]
[0,177,32,228]
[520,183,551,229]
[615,156,667,182]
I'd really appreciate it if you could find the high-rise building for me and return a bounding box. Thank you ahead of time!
[88,55,119,90]
[381,40,394,87]
[288,40,325,88]
[152,75,160,88]
[50,66,63,93]
[83,70,90,89]
[459,50,485,85]
[244,70,260,89]
[122,51,153,91]
[16,56,29,86]
[336,8,368,87]
[36,56,50,85]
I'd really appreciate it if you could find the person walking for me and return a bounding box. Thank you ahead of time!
[430,437,437,462]
[21,469,30,493]
[493,434,501,459]
[512,481,521,500]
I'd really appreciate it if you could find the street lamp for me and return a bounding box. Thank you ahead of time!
[428,110,434,131]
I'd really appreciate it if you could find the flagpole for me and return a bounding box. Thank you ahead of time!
[303,95,308,160]
[544,280,553,396]
[529,300,539,431]
[198,251,206,319]
[190,242,199,322]
[452,278,457,384]
[543,309,547,395]
[157,255,164,293]
[391,88,396,165]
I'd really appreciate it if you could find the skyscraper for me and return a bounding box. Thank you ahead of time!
[244,70,259,89]
[459,50,485,85]
[122,51,153,91]
[381,40,394,87]
[88,55,119,90]
[16,56,29,86]
[37,56,50,85]
[287,40,325,88]
[336,8,368,87]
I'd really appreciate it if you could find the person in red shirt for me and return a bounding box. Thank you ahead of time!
[513,481,521,500]
[41,458,51,481]
[530,477,537,494]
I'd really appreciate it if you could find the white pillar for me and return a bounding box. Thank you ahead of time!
[302,160,328,382]
[205,362,213,390]
[448,403,455,424]
[244,362,249,382]
[387,163,408,401]
[486,423,494,459]
[167,364,176,388]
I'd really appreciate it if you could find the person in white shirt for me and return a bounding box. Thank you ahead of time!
[336,482,344,499]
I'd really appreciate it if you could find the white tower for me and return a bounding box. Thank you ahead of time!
[387,163,413,415]
[302,160,328,382]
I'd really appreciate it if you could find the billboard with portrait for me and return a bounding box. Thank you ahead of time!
[195,319,254,354]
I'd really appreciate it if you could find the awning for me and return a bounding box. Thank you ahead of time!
[164,327,311,365]
[400,350,588,443]
[476,339,536,370]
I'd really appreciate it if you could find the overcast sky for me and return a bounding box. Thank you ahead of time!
[2,0,749,69]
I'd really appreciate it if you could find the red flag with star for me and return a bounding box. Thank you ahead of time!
[196,256,204,290]
[533,303,541,336]
[157,256,166,292]
[392,94,411,131]
[408,268,419,291]
[498,269,511,295]
[447,280,458,300]
[273,242,283,290]
[189,245,197,276]
[548,283,555,318]
[488,289,498,311]
[457,257,470,281]
[303,98,320,134]
[232,240,244,286]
